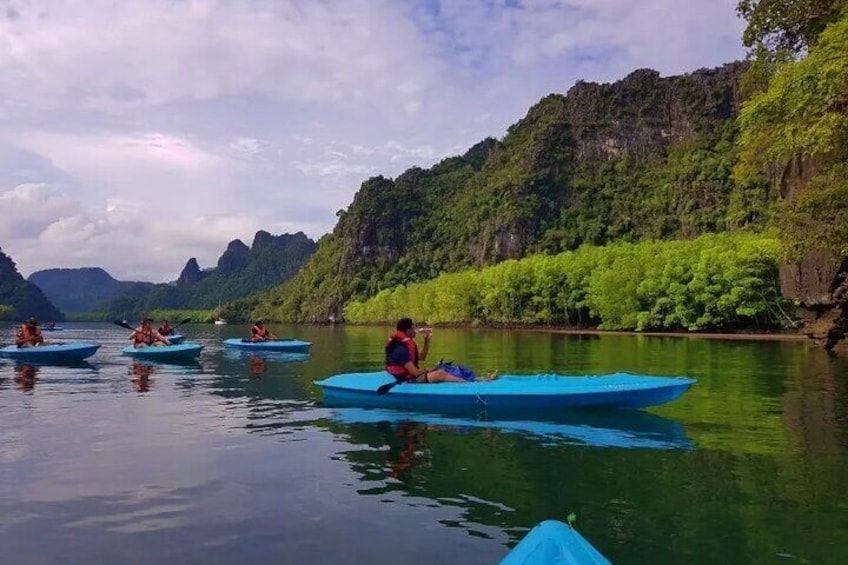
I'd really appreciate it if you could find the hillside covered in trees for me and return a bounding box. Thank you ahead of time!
[252,62,769,323]
[0,248,64,322]
[244,0,848,350]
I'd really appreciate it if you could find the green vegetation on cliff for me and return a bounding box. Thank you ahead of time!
[737,4,848,258]
[0,249,64,322]
[344,233,789,331]
[258,63,768,323]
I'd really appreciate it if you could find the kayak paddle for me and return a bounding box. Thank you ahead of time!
[113,319,133,330]
[377,380,402,395]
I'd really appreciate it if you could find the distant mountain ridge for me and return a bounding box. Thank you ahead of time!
[0,248,64,321]
[101,230,317,319]
[28,267,154,313]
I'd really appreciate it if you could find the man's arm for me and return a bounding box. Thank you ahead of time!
[419,332,431,361]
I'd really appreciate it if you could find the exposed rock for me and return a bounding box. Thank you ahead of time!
[177,258,205,287]
[216,240,250,274]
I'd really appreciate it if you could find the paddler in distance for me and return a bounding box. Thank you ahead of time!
[15,317,45,348]
[130,317,170,348]
[249,319,277,342]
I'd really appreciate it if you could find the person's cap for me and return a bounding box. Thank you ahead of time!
[256,318,264,324]
[143,317,154,322]
[27,317,37,324]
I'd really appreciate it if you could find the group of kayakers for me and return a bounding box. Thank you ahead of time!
[14,315,492,386]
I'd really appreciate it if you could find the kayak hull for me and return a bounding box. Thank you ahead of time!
[223,338,311,353]
[163,334,185,345]
[500,520,611,565]
[0,342,100,363]
[122,343,203,360]
[314,372,696,412]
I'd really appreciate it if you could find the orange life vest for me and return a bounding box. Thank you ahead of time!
[252,325,268,338]
[385,331,419,381]
[134,326,155,345]
[19,324,41,341]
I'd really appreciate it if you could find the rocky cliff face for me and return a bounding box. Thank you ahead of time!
[176,258,205,287]
[260,62,763,322]
[216,240,251,274]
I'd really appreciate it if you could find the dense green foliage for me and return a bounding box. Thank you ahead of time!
[0,249,64,322]
[258,64,772,322]
[737,8,848,258]
[737,0,846,55]
[344,234,790,331]
[97,231,316,320]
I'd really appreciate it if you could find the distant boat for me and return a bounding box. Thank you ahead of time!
[214,319,227,325]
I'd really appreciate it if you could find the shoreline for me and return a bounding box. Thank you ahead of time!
[340,321,810,343]
[524,327,808,342]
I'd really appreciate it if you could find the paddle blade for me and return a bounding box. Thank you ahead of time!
[113,319,133,330]
[177,317,192,327]
[377,381,399,395]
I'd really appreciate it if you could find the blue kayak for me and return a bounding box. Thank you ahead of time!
[223,338,311,353]
[327,407,691,450]
[314,372,695,412]
[500,520,610,564]
[0,342,100,363]
[162,333,185,345]
[122,343,203,360]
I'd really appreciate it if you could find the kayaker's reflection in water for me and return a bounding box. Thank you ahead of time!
[248,354,266,377]
[131,362,155,392]
[14,364,39,391]
[385,421,432,480]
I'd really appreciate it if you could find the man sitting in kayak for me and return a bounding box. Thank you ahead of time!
[249,319,277,342]
[130,318,170,348]
[386,318,497,383]
[158,320,174,336]
[16,318,45,348]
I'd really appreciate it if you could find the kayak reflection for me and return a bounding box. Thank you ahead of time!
[130,362,155,392]
[224,349,311,364]
[14,364,39,391]
[327,407,692,450]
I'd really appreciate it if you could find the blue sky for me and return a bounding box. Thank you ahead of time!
[0,0,746,281]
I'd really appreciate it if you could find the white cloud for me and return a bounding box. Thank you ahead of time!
[0,0,747,281]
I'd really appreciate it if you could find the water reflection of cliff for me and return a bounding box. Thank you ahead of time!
[781,348,848,452]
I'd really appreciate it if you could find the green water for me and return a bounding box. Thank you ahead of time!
[1,323,846,563]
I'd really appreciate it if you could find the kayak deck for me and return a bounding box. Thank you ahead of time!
[122,343,203,359]
[314,371,696,412]
[223,338,312,353]
[0,342,101,363]
[500,520,611,564]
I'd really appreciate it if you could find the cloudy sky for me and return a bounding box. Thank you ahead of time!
[0,0,745,282]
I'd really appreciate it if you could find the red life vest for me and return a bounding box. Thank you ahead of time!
[385,331,418,381]
[252,325,268,338]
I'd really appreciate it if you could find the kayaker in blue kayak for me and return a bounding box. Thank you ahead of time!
[16,318,45,348]
[249,319,277,342]
[157,320,174,337]
[386,318,497,384]
[130,318,170,348]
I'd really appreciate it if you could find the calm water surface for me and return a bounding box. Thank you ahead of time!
[1,323,846,564]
